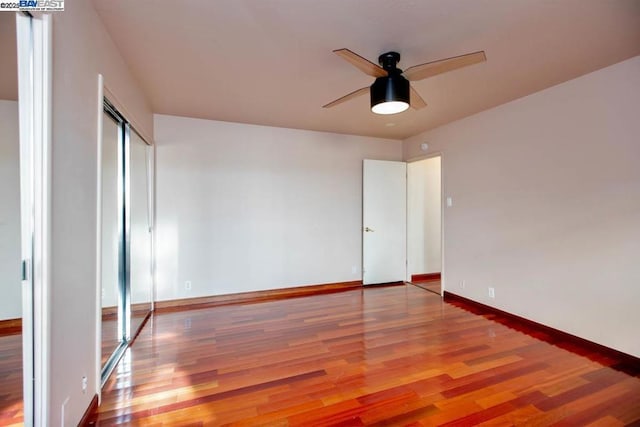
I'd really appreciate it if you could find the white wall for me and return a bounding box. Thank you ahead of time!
[407,156,441,277]
[404,56,640,357]
[155,114,402,301]
[49,1,153,425]
[0,99,21,320]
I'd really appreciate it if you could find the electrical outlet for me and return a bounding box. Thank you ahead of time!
[185,281,192,291]
[488,287,495,299]
[460,280,465,289]
[81,376,87,393]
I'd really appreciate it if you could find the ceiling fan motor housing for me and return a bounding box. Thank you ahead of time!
[370,72,410,111]
[370,51,410,114]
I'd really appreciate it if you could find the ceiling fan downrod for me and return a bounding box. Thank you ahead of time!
[378,51,402,72]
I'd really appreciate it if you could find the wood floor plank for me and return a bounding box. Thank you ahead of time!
[85,285,640,426]
[0,333,23,427]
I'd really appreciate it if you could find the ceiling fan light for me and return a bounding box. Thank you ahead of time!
[370,74,410,115]
[371,101,409,115]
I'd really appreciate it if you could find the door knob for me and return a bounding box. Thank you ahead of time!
[364,227,375,232]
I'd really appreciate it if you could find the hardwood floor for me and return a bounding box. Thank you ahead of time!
[102,316,120,366]
[102,308,153,366]
[0,332,23,427]
[412,280,441,296]
[86,284,640,426]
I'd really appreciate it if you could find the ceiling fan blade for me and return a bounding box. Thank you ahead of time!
[333,48,388,78]
[410,86,427,110]
[403,51,486,81]
[323,86,369,108]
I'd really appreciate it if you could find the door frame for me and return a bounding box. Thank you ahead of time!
[96,78,156,394]
[16,11,53,425]
[97,94,132,388]
[405,152,445,295]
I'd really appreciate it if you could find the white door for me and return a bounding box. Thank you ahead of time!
[362,159,407,285]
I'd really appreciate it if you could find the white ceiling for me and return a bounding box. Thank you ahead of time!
[91,1,639,139]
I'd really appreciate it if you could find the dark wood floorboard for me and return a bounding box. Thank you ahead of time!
[102,317,120,366]
[81,284,639,425]
[102,310,153,366]
[0,333,23,426]
[411,280,441,296]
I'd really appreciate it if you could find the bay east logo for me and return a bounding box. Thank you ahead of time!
[0,0,64,11]
[21,0,64,9]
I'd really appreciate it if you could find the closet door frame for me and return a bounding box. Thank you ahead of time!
[99,96,153,388]
[100,99,129,386]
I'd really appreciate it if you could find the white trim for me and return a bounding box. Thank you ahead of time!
[404,151,441,163]
[16,12,34,427]
[149,144,156,311]
[95,74,104,403]
[439,153,445,296]
[17,12,53,426]
[103,85,153,146]
[34,13,52,426]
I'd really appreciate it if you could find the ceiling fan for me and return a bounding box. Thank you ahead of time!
[323,48,486,115]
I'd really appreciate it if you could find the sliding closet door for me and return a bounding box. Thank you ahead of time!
[100,110,125,370]
[100,100,153,383]
[129,130,153,335]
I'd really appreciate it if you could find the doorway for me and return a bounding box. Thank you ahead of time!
[0,12,23,424]
[407,156,442,295]
[1,11,53,425]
